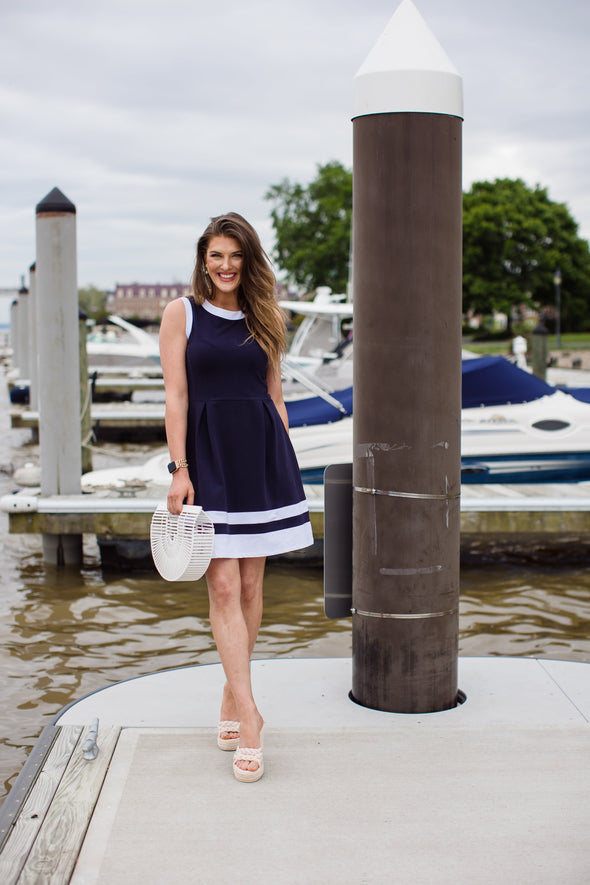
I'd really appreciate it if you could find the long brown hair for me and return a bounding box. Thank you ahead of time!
[192,212,286,369]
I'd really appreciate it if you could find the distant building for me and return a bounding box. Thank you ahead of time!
[105,280,292,322]
[106,283,191,321]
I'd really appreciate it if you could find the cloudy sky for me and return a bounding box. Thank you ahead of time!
[1,0,589,295]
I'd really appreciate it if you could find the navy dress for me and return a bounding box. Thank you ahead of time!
[183,297,314,558]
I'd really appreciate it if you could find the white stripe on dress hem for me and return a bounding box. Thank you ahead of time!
[211,523,314,559]
[206,498,309,526]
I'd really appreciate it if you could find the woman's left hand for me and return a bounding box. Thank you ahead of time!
[167,471,194,514]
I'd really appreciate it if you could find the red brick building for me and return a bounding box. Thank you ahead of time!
[106,283,191,321]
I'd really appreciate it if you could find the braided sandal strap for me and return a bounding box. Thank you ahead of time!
[218,720,240,738]
[233,747,263,764]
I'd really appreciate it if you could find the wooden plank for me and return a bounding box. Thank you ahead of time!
[38,512,154,537]
[5,482,590,542]
[460,482,590,500]
[6,492,326,539]
[7,514,41,535]
[0,726,82,884]
[0,727,61,853]
[94,378,164,391]
[11,409,166,442]
[17,724,120,884]
[12,407,166,428]
[7,512,154,537]
[88,366,162,378]
[9,410,27,430]
[460,509,590,534]
[309,510,324,538]
[8,507,590,539]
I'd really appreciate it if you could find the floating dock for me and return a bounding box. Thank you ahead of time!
[0,656,588,883]
[2,483,590,567]
[90,374,164,402]
[5,483,590,539]
[10,402,167,441]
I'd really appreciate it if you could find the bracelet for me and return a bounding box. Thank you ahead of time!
[168,458,189,474]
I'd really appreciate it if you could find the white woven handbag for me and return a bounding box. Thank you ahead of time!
[150,504,214,581]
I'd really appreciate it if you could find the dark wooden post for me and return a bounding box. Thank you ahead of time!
[28,263,39,412]
[351,0,463,713]
[17,282,30,382]
[10,298,19,372]
[531,321,548,380]
[79,309,93,473]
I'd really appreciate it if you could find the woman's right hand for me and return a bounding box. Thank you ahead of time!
[167,470,195,514]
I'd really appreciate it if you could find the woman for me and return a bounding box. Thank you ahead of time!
[159,212,313,783]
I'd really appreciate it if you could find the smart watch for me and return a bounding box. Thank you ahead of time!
[167,458,189,474]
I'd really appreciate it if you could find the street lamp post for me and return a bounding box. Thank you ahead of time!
[554,268,562,348]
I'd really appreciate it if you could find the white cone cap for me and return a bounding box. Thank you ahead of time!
[353,0,463,119]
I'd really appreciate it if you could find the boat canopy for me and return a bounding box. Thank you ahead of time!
[462,355,554,408]
[563,387,590,404]
[286,387,353,427]
[284,356,561,425]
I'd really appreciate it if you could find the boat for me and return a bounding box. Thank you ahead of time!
[0,655,588,882]
[8,316,162,405]
[291,357,590,484]
[86,315,161,368]
[279,288,353,367]
[460,355,590,482]
[279,293,354,395]
[289,355,590,485]
[78,355,590,490]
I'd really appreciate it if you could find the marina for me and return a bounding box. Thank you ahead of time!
[2,351,590,875]
[1,3,590,880]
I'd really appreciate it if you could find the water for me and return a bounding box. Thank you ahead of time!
[1,365,589,806]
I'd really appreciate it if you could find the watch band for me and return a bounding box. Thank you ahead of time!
[168,458,189,474]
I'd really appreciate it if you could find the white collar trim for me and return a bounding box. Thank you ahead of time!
[203,300,244,320]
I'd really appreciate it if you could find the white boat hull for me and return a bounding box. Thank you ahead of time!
[81,389,590,492]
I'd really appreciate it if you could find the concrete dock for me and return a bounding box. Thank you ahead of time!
[0,656,588,883]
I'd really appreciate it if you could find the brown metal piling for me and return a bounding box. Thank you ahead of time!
[351,2,463,713]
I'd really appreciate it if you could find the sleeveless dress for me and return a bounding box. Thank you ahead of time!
[182,297,314,558]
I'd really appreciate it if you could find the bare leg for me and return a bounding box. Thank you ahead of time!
[207,557,265,770]
[219,557,265,735]
[240,556,266,651]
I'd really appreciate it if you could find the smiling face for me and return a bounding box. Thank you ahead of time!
[205,236,243,303]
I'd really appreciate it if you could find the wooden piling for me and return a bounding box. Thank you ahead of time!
[79,310,93,473]
[35,187,83,565]
[531,321,548,381]
[351,0,463,712]
[17,283,30,382]
[28,263,39,411]
[9,299,19,375]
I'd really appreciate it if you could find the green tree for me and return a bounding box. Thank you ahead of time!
[79,285,108,321]
[265,160,352,294]
[463,179,590,331]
